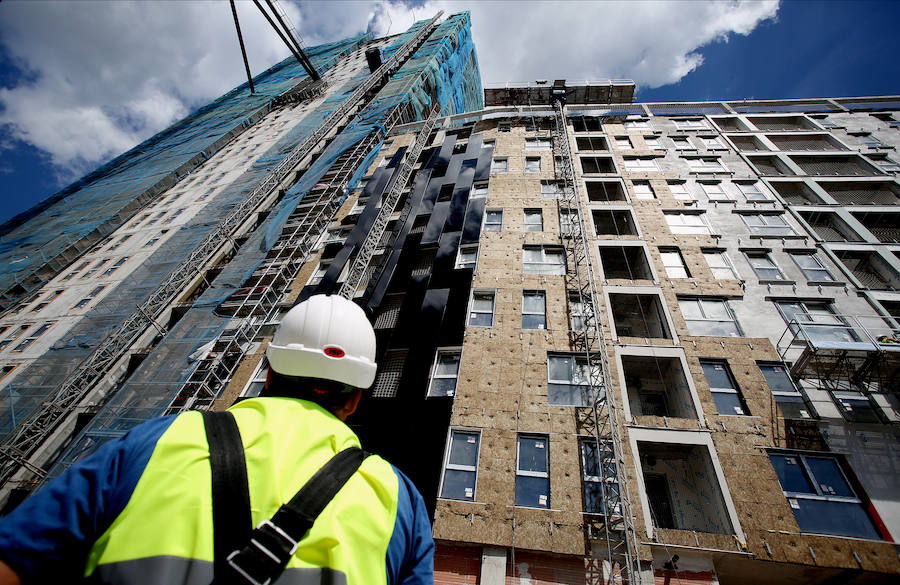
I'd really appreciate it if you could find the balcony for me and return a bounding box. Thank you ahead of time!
[835,250,900,289]
[851,211,900,243]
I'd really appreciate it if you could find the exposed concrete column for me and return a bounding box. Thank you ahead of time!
[479,546,507,585]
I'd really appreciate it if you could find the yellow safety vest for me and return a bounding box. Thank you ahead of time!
[84,397,399,584]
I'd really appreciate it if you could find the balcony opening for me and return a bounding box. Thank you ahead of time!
[576,136,609,151]
[608,293,671,339]
[798,211,863,242]
[598,246,653,280]
[746,155,795,176]
[768,134,845,152]
[622,355,697,420]
[818,181,900,205]
[770,181,822,205]
[789,154,880,177]
[580,156,616,174]
[585,180,627,202]
[747,116,817,131]
[835,250,900,290]
[711,117,749,132]
[851,211,900,243]
[728,135,768,152]
[593,210,638,236]
[639,442,733,534]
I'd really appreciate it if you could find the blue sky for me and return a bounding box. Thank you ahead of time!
[1,0,899,227]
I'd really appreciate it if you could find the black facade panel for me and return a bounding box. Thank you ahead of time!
[460,197,486,244]
[443,159,477,233]
[421,202,450,245]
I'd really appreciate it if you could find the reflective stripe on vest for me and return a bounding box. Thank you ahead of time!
[85,398,399,584]
[90,557,347,585]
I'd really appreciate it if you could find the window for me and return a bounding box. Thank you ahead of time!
[440,429,481,501]
[0,365,17,384]
[746,251,786,281]
[559,209,578,234]
[308,261,329,286]
[699,136,724,150]
[498,122,511,133]
[241,358,269,398]
[576,136,608,151]
[471,182,489,198]
[738,181,769,201]
[427,349,461,397]
[758,362,812,419]
[615,136,633,150]
[679,297,742,337]
[81,259,110,279]
[671,136,692,150]
[481,139,495,149]
[775,300,855,344]
[523,246,565,275]
[522,291,546,329]
[523,209,543,232]
[491,158,508,173]
[790,252,834,282]
[664,212,710,235]
[516,434,549,508]
[830,384,884,424]
[101,257,129,277]
[581,439,617,515]
[686,157,726,172]
[72,285,106,309]
[868,154,900,172]
[643,136,661,149]
[625,120,650,130]
[569,293,587,331]
[741,213,795,236]
[162,208,185,224]
[468,291,495,327]
[769,453,880,539]
[107,234,132,252]
[700,359,750,415]
[525,157,541,172]
[632,181,655,200]
[623,157,658,171]
[667,181,693,200]
[0,325,28,351]
[62,260,91,281]
[700,182,729,201]
[674,118,708,130]
[526,138,551,150]
[144,232,165,247]
[659,248,690,278]
[540,180,564,197]
[704,250,739,279]
[581,156,616,174]
[12,322,54,352]
[483,210,503,232]
[456,245,478,270]
[547,353,592,406]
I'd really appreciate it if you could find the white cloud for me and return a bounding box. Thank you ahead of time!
[0,0,779,182]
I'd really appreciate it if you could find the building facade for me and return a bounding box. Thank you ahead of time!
[1,12,899,585]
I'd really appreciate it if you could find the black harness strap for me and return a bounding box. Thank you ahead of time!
[202,410,252,584]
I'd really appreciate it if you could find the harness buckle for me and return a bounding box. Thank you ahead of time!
[226,520,299,585]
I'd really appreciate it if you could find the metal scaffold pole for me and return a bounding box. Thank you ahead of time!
[550,92,642,584]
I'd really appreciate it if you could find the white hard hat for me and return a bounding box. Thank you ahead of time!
[266,295,377,389]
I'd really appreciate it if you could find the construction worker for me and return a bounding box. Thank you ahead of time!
[0,294,434,584]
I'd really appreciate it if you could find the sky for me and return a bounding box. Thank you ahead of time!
[1,0,899,227]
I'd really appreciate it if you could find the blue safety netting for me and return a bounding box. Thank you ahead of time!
[0,34,368,301]
[40,13,484,477]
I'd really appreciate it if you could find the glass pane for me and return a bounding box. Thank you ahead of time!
[793,254,819,269]
[430,377,457,395]
[712,391,747,415]
[582,441,600,477]
[687,319,741,337]
[792,499,879,539]
[441,469,476,501]
[776,395,812,419]
[701,299,730,319]
[469,313,492,327]
[805,457,854,497]
[760,365,798,394]
[523,293,544,313]
[770,455,815,494]
[515,475,549,508]
[436,353,460,376]
[549,356,573,382]
[523,248,541,263]
[679,299,703,320]
[449,432,480,467]
[518,437,548,473]
[548,383,588,406]
[584,482,605,514]
[522,314,546,330]
[472,294,493,312]
[701,362,734,389]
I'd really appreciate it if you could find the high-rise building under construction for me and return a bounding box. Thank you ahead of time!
[1,11,899,584]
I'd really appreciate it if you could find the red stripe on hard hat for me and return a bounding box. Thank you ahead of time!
[324,346,345,358]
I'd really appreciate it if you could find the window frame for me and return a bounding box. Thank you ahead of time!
[686,157,726,172]
[679,297,743,338]
[757,361,814,420]
[11,322,54,353]
[790,252,835,282]
[700,181,730,201]
[673,118,709,130]
[667,181,693,200]
[427,348,462,398]
[547,352,593,406]
[741,213,796,236]
[523,209,543,232]
[632,181,656,200]
[468,290,496,328]
[483,209,503,232]
[703,249,740,280]
[439,428,482,501]
[745,251,786,281]
[737,181,770,201]
[456,245,479,270]
[580,438,619,516]
[523,245,566,275]
[522,290,547,330]
[615,136,633,150]
[525,137,552,150]
[623,156,659,172]
[515,434,550,509]
[491,157,508,173]
[699,359,751,416]
[525,157,542,173]
[664,211,711,235]
[659,247,690,278]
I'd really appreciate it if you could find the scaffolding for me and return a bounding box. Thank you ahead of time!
[0,12,447,489]
[551,91,642,583]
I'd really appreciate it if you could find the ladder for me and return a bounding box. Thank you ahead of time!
[551,96,642,584]
[338,105,441,299]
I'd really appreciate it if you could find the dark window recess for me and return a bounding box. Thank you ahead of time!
[572,117,603,132]
[371,350,406,398]
[799,211,863,242]
[410,214,430,235]
[790,155,879,177]
[819,182,899,205]
[747,116,816,131]
[593,210,638,236]
[581,157,616,173]
[623,355,697,419]
[576,136,608,151]
[770,182,822,205]
[747,155,795,176]
[644,474,675,529]
[598,246,653,280]
[768,135,845,151]
[608,293,671,339]
[835,250,899,290]
[437,184,455,202]
[586,181,627,202]
[851,211,900,243]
